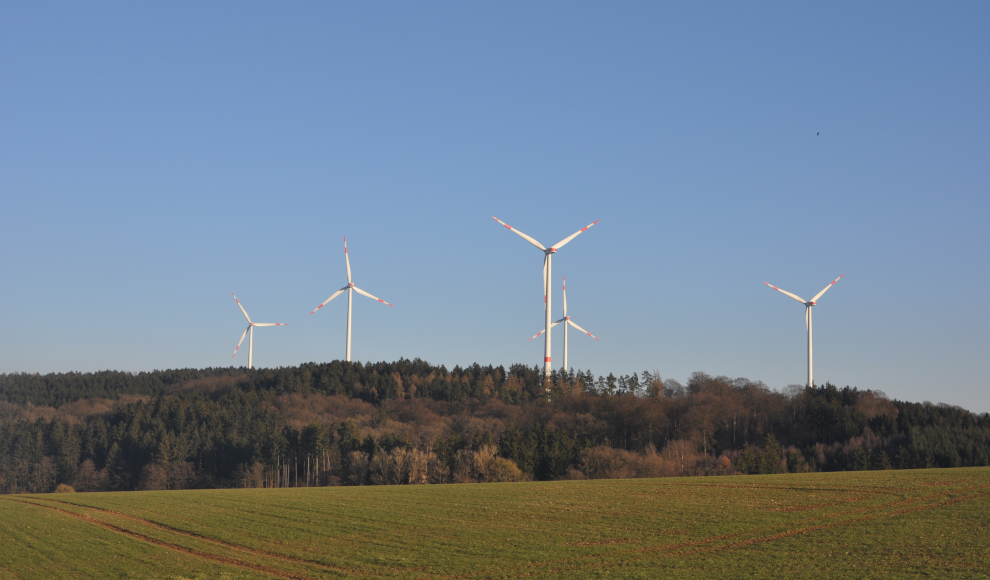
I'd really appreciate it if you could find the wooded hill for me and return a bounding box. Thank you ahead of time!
[2,359,988,493]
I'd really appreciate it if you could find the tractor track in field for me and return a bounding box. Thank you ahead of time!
[15,496,369,577]
[447,483,990,580]
[664,482,904,495]
[769,496,868,512]
[2,498,345,580]
[7,481,988,580]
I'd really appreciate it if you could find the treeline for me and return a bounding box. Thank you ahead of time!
[1,360,988,494]
[0,367,249,408]
[0,359,637,408]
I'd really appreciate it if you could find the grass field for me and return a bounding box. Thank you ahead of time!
[1,468,988,579]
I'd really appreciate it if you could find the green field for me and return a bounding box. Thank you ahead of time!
[1,468,988,579]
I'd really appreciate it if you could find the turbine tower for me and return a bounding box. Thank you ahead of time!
[764,274,844,387]
[309,237,393,362]
[230,293,287,369]
[493,217,598,378]
[529,276,599,372]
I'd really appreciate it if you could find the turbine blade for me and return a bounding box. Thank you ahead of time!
[763,282,807,304]
[232,326,249,357]
[344,237,352,285]
[528,321,562,341]
[492,217,546,251]
[562,276,568,316]
[252,323,288,327]
[567,319,599,340]
[309,287,348,315]
[552,220,599,251]
[352,286,393,306]
[231,293,251,323]
[811,274,845,303]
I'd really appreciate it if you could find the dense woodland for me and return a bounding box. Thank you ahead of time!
[2,359,988,494]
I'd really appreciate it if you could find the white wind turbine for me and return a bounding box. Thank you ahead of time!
[764,274,845,387]
[309,237,393,362]
[493,216,598,378]
[230,293,287,369]
[529,276,598,372]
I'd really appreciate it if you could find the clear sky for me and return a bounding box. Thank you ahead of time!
[2,2,987,413]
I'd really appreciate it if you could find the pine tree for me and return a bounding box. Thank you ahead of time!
[758,434,784,474]
[736,444,757,475]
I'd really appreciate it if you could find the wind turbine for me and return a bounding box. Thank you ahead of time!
[309,237,393,362]
[764,274,844,387]
[230,293,287,369]
[529,276,598,372]
[493,217,598,378]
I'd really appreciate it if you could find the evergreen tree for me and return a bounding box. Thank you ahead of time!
[736,444,757,475]
[758,434,784,474]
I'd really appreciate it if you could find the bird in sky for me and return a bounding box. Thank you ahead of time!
[817,132,820,136]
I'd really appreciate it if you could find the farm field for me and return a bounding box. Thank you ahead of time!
[1,468,988,579]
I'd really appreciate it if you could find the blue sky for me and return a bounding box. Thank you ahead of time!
[2,2,988,412]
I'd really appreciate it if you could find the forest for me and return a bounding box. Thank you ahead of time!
[2,359,988,493]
